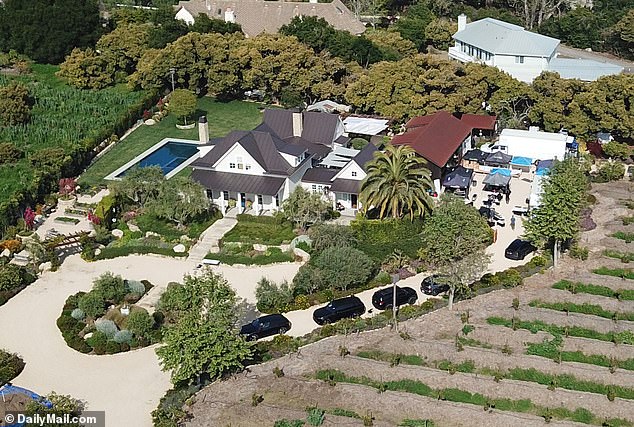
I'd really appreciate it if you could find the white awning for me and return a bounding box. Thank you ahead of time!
[343,117,389,136]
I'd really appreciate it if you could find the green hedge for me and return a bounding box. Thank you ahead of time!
[552,279,634,300]
[222,217,296,245]
[593,267,634,280]
[205,247,294,266]
[95,245,187,260]
[351,218,424,262]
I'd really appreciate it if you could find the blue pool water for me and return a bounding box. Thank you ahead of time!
[117,141,199,177]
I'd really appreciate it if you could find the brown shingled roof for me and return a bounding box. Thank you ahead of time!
[392,111,472,168]
[176,0,365,37]
[460,113,497,130]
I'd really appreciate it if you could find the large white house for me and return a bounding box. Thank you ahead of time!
[191,110,349,215]
[448,15,623,83]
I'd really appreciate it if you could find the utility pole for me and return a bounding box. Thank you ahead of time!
[391,273,399,332]
[169,67,176,93]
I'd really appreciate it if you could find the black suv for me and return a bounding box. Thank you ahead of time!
[421,275,450,296]
[505,239,536,260]
[372,286,418,310]
[240,314,291,341]
[313,296,366,325]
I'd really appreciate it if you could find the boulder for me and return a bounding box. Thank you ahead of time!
[253,243,268,252]
[111,229,124,238]
[173,244,186,253]
[144,119,156,126]
[145,231,160,238]
[83,332,93,340]
[38,261,52,272]
[1,248,10,258]
[293,248,310,262]
[127,223,140,233]
[94,248,102,256]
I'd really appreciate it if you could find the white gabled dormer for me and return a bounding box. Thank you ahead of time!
[213,142,265,175]
[279,150,307,167]
[332,160,366,181]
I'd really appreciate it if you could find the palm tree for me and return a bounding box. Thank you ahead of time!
[360,144,434,220]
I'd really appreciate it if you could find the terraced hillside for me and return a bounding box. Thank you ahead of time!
[186,181,634,427]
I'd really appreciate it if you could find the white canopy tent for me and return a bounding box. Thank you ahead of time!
[343,117,389,136]
[529,175,544,209]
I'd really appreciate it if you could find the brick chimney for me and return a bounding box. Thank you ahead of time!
[292,112,303,137]
[198,116,209,144]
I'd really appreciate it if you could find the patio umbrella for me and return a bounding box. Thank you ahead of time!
[483,171,511,187]
[510,156,533,167]
[462,149,488,163]
[442,166,473,189]
[485,150,512,165]
[537,159,554,169]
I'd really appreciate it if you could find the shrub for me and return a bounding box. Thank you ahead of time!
[105,340,123,354]
[306,407,325,426]
[126,308,154,339]
[86,331,108,355]
[93,272,127,303]
[569,245,589,260]
[595,161,625,182]
[292,265,328,295]
[373,271,392,284]
[312,246,375,291]
[602,141,631,160]
[0,264,34,292]
[70,308,85,321]
[0,349,25,385]
[497,268,523,288]
[351,218,424,262]
[113,330,133,344]
[0,142,24,165]
[308,224,357,253]
[255,278,294,313]
[95,319,118,338]
[126,280,146,295]
[78,291,106,319]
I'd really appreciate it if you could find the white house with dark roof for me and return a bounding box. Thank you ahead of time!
[449,15,622,83]
[300,143,378,214]
[191,109,349,215]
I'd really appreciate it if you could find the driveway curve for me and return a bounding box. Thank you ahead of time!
[0,255,303,427]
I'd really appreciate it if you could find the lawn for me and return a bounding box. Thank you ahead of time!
[221,214,296,245]
[205,245,295,266]
[78,97,266,189]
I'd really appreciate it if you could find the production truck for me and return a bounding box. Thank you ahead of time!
[481,128,575,161]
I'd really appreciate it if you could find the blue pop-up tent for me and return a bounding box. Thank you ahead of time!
[490,168,511,176]
[0,385,52,427]
[511,156,533,166]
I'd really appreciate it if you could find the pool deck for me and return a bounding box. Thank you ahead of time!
[104,137,202,181]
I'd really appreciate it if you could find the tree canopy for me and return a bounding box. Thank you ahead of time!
[523,158,587,267]
[156,271,252,384]
[0,0,101,64]
[360,144,434,220]
[279,186,332,230]
[147,177,210,227]
[168,89,197,125]
[418,195,492,309]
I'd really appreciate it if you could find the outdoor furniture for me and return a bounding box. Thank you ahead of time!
[513,206,529,216]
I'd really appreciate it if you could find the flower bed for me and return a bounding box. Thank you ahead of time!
[54,216,80,225]
[56,275,161,355]
[205,244,295,266]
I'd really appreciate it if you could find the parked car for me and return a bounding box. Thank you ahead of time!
[478,206,505,227]
[240,314,291,341]
[421,275,451,296]
[505,239,536,260]
[372,286,418,310]
[313,296,366,325]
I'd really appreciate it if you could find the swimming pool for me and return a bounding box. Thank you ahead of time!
[107,139,200,180]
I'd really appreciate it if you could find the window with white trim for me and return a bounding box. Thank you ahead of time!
[515,56,524,64]
[351,171,357,177]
